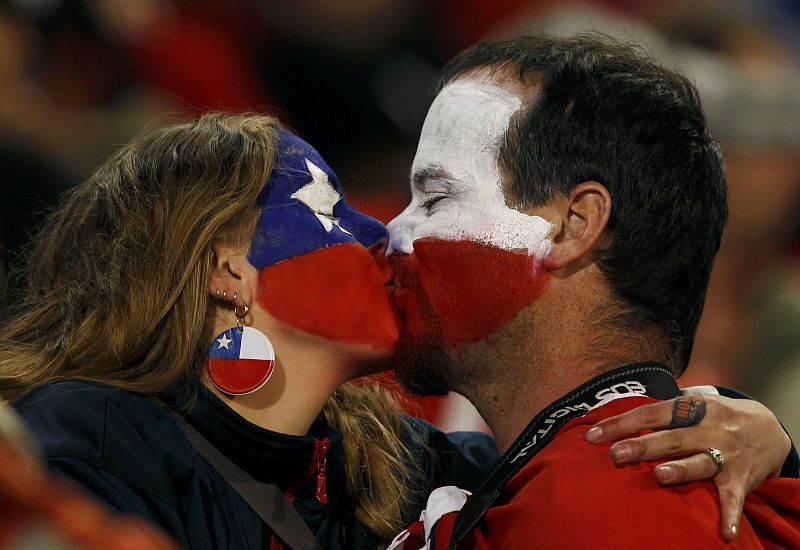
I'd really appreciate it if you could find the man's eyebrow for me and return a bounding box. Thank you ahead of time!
[412,165,455,190]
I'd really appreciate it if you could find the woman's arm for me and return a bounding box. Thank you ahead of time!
[585,393,793,541]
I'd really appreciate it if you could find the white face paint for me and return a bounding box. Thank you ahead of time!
[387,79,553,258]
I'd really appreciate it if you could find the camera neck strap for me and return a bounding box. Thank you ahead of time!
[448,362,680,550]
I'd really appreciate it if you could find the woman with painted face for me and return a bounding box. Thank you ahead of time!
[0,114,793,549]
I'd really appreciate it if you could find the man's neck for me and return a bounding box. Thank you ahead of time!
[465,358,633,454]
[458,306,670,454]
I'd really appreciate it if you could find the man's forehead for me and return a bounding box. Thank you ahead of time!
[413,76,523,186]
[424,80,520,134]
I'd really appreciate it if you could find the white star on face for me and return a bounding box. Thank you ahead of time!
[217,334,232,350]
[290,159,352,235]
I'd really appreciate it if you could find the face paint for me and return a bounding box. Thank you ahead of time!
[250,131,388,264]
[387,80,553,258]
[391,240,551,346]
[249,130,399,350]
[388,79,553,352]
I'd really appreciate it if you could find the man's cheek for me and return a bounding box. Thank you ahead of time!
[256,243,400,350]
[412,239,551,346]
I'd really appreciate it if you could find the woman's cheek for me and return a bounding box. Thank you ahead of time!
[257,243,400,350]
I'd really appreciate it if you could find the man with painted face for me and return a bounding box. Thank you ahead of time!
[386,35,800,549]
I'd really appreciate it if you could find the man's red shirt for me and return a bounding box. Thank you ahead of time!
[395,395,800,549]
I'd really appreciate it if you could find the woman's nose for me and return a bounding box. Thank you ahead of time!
[371,237,388,255]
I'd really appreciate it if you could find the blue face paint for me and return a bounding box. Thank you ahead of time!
[248,130,388,269]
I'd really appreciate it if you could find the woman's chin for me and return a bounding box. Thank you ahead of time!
[342,343,397,376]
[311,332,398,377]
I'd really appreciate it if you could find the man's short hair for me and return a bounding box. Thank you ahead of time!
[436,34,728,374]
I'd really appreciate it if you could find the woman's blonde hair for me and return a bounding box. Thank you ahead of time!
[0,112,420,542]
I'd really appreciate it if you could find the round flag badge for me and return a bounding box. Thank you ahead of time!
[207,326,275,396]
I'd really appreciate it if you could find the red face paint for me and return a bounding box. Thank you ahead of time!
[257,243,400,350]
[392,238,551,347]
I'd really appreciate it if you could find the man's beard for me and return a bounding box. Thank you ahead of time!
[394,317,455,397]
[390,254,457,396]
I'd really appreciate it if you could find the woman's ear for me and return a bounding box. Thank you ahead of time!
[208,240,259,306]
[545,181,612,270]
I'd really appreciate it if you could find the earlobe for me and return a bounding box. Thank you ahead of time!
[546,182,611,270]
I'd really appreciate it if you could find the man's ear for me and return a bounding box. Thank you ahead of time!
[208,240,259,306]
[546,181,612,270]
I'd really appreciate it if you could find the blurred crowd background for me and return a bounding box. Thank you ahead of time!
[1,0,799,440]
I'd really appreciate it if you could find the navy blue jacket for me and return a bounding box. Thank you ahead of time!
[15,381,499,549]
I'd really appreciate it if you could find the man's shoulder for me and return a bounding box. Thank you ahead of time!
[510,395,713,501]
[492,397,728,548]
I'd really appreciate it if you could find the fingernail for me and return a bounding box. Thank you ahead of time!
[655,464,676,483]
[585,426,603,442]
[723,522,738,541]
[610,443,630,461]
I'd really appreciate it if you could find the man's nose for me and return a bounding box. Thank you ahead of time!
[386,225,414,256]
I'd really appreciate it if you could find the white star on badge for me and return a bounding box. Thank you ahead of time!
[290,159,352,235]
[217,334,232,350]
